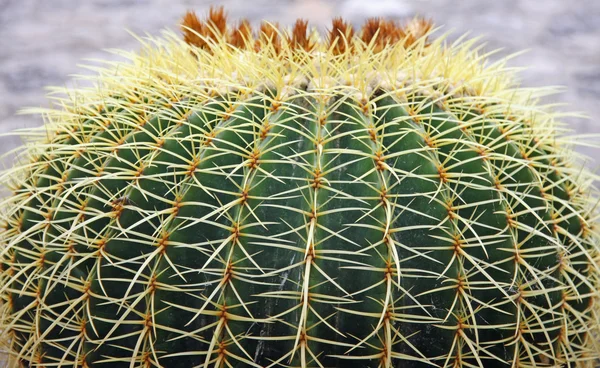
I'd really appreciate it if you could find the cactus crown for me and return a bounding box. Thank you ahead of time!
[180,7,432,54]
[1,6,599,368]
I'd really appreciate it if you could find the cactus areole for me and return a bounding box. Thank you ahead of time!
[1,7,599,368]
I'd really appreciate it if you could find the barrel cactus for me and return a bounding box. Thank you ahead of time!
[1,7,599,367]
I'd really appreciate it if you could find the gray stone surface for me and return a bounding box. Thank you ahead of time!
[0,0,599,163]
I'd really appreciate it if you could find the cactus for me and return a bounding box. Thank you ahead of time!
[1,7,599,368]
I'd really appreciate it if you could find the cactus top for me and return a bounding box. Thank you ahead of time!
[175,8,496,103]
[180,7,433,55]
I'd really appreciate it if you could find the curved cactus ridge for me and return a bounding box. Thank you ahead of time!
[0,6,599,368]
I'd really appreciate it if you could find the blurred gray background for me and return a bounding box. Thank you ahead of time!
[0,0,599,166]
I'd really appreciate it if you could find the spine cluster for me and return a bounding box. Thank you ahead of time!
[180,7,432,55]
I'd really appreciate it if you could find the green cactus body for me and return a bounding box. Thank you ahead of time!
[0,9,599,368]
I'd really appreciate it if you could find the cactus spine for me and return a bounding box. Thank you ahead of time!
[1,7,599,368]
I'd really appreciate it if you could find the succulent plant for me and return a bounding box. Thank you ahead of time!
[1,6,599,368]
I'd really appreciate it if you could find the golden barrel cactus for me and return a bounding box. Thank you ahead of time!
[0,7,599,368]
